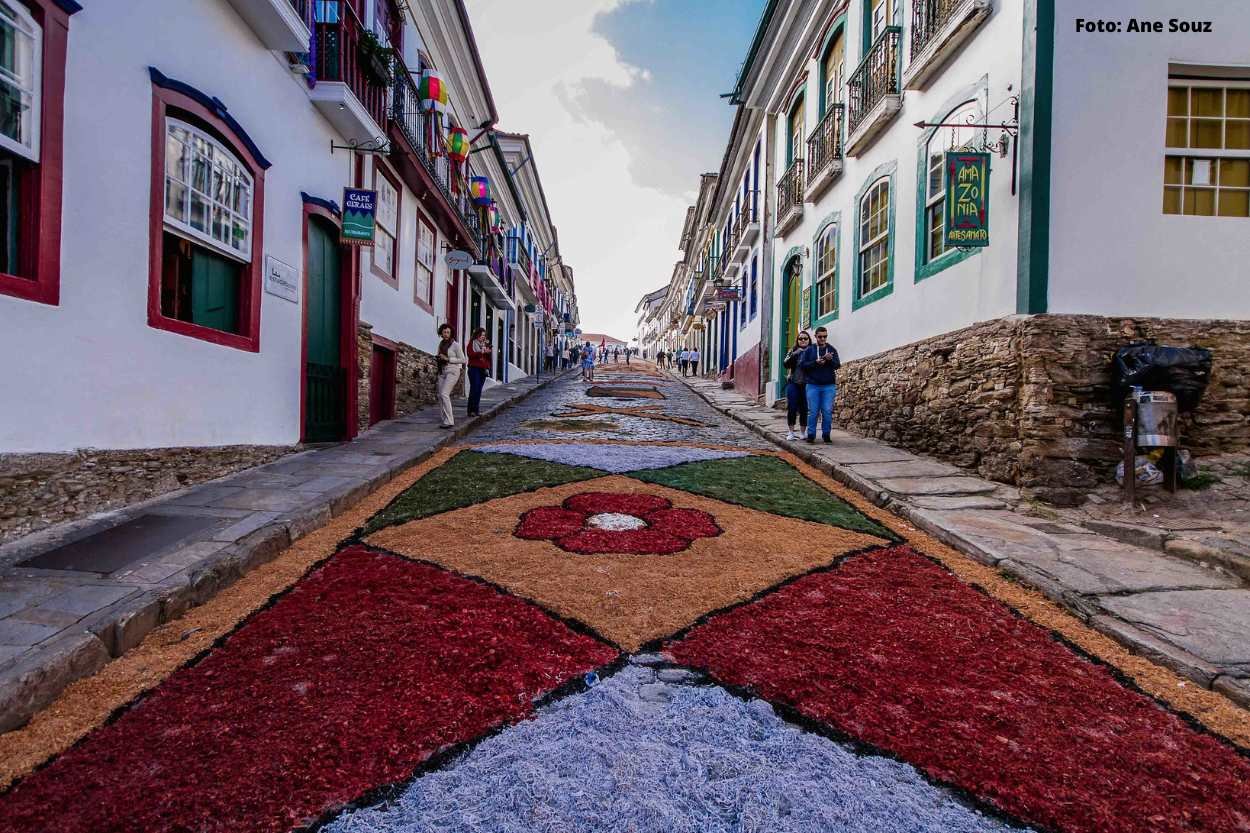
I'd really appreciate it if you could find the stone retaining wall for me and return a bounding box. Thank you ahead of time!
[0,445,295,544]
[835,314,1250,505]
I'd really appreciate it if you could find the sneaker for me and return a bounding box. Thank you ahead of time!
[822,435,832,443]
[785,430,797,441]
[804,436,815,444]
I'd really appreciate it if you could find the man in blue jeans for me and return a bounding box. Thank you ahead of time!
[799,326,841,443]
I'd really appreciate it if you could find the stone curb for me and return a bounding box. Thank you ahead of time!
[0,370,575,734]
[673,375,1250,709]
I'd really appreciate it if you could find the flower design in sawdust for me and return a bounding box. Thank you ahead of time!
[514,493,721,555]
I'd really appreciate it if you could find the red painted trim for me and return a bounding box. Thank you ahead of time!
[370,332,400,351]
[146,84,266,352]
[370,160,400,289]
[0,0,70,306]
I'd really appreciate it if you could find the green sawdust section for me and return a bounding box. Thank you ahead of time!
[630,456,899,541]
[364,450,601,534]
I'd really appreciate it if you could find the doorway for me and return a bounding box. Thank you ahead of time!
[495,315,506,380]
[303,214,347,442]
[368,344,396,426]
[780,256,803,396]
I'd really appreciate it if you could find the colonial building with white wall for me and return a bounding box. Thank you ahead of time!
[641,0,1249,499]
[0,0,575,458]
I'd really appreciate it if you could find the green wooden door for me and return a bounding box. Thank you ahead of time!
[304,218,345,442]
[190,249,240,333]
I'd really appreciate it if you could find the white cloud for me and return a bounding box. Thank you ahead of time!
[465,0,687,341]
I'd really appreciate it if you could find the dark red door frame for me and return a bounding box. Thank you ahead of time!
[299,198,359,443]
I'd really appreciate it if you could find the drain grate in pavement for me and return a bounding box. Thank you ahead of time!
[19,514,224,574]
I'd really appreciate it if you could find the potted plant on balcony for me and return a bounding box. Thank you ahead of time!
[357,30,393,86]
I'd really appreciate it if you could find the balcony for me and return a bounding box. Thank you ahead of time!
[467,236,515,310]
[225,0,312,52]
[903,0,993,90]
[806,104,844,200]
[846,27,902,156]
[391,64,482,250]
[307,1,388,143]
[736,195,761,256]
[776,159,805,237]
[507,236,538,304]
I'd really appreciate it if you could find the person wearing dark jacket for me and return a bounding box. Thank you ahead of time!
[782,331,812,441]
[799,326,841,443]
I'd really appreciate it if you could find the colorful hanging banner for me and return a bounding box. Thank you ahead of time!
[943,151,991,248]
[469,176,492,206]
[341,188,377,246]
[419,70,448,114]
[446,126,470,164]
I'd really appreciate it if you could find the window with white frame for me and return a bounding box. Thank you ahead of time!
[164,120,254,261]
[859,178,890,296]
[924,102,981,260]
[1164,79,1250,217]
[416,215,434,305]
[815,225,837,317]
[788,96,805,166]
[822,32,844,114]
[0,0,39,162]
[373,167,399,278]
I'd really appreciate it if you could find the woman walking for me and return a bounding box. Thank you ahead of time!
[783,331,811,441]
[466,327,491,417]
[581,341,596,382]
[436,324,467,428]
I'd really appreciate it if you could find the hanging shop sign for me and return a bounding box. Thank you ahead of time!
[714,287,741,302]
[341,188,377,246]
[445,249,473,269]
[943,151,991,248]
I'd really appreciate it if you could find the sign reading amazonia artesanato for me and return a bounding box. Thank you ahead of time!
[943,152,990,248]
[342,188,377,246]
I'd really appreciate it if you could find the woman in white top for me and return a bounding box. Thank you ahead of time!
[436,324,467,428]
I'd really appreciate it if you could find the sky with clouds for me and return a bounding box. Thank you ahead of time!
[465,0,761,341]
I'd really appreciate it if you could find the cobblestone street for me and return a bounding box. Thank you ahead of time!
[1,364,1247,833]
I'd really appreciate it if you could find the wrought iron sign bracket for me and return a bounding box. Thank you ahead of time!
[330,137,392,156]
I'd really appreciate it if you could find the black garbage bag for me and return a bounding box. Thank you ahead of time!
[1112,343,1213,413]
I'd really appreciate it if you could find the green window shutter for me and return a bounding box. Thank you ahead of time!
[190,247,240,334]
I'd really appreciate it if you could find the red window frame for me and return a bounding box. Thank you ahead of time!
[371,161,401,289]
[147,83,266,352]
[0,0,73,306]
[414,212,435,312]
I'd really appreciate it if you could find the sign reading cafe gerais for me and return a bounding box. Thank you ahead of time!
[943,152,990,248]
[342,188,378,246]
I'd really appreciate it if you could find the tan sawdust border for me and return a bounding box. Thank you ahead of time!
[0,447,459,789]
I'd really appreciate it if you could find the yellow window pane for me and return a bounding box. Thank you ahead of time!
[1184,188,1216,216]
[1162,187,1181,214]
[1227,90,1250,118]
[1193,119,1223,148]
[1164,156,1184,184]
[1218,190,1250,217]
[1226,120,1250,150]
[1194,88,1223,117]
[1167,88,1188,116]
[1220,159,1250,187]
[1165,118,1188,147]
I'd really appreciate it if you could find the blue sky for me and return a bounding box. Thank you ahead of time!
[571,0,763,198]
[468,0,763,337]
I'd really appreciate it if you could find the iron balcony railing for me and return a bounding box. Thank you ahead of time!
[847,26,901,136]
[289,0,310,20]
[391,64,481,240]
[777,159,805,216]
[807,104,844,183]
[911,0,968,58]
[478,234,511,292]
[507,235,533,279]
[312,0,389,130]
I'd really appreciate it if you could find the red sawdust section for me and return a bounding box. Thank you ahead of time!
[775,450,1250,747]
[0,547,615,833]
[366,475,887,651]
[668,545,1250,833]
[0,448,460,789]
[554,403,709,427]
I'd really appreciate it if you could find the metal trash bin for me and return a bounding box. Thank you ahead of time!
[1135,390,1177,447]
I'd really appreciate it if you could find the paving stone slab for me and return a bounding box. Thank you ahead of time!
[875,476,1000,496]
[210,488,314,513]
[0,619,62,647]
[809,444,922,465]
[1213,675,1250,709]
[1088,614,1222,687]
[1097,589,1250,669]
[33,584,138,617]
[909,495,1008,511]
[848,459,971,480]
[930,510,1240,596]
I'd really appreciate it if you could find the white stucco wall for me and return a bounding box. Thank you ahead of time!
[0,1,357,452]
[768,0,1024,395]
[1047,0,1250,318]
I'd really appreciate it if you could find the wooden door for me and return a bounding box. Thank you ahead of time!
[304,217,346,442]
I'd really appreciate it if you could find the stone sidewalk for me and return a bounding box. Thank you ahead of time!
[677,373,1250,709]
[0,371,571,732]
